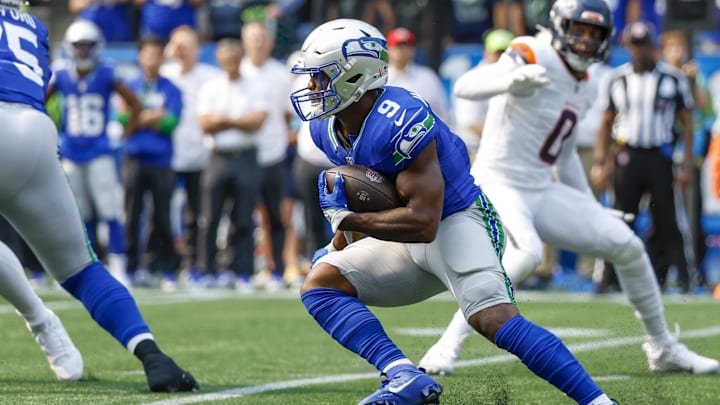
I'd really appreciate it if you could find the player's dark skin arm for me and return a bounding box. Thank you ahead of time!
[115,82,142,138]
[336,141,444,243]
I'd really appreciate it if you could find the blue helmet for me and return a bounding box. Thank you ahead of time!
[549,0,613,72]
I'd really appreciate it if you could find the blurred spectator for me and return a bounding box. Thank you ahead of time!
[593,22,694,293]
[625,0,664,39]
[661,29,714,287]
[208,1,307,55]
[359,0,396,33]
[448,0,524,44]
[120,37,182,290]
[263,0,310,58]
[208,0,245,40]
[697,6,720,54]
[240,21,293,291]
[68,0,133,42]
[196,39,270,291]
[289,73,333,277]
[386,27,448,121]
[49,19,141,287]
[324,0,395,33]
[135,0,204,41]
[521,0,551,35]
[160,26,221,284]
[453,28,514,156]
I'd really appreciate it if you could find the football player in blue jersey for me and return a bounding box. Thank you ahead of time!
[291,19,617,405]
[48,19,140,287]
[0,2,197,392]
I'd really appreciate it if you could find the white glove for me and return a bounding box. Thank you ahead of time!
[508,64,550,97]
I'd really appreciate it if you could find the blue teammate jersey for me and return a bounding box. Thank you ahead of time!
[123,76,182,167]
[310,86,480,219]
[79,4,132,42]
[0,9,51,113]
[53,62,117,163]
[140,0,196,41]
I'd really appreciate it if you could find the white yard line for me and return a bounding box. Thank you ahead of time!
[140,325,720,405]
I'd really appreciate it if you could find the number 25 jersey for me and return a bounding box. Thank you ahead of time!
[471,35,595,190]
[0,9,50,112]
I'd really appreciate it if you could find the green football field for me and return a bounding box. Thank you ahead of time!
[1,288,718,405]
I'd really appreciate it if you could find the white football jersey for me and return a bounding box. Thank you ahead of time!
[471,36,596,189]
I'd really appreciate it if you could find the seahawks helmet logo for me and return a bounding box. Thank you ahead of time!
[343,38,389,62]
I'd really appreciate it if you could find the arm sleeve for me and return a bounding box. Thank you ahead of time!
[452,47,525,101]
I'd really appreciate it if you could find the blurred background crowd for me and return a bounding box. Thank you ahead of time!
[9,0,720,297]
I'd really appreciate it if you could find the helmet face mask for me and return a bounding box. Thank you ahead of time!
[291,62,343,121]
[64,20,105,71]
[549,0,613,72]
[290,19,389,121]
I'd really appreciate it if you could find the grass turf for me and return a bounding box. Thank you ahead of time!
[0,289,718,404]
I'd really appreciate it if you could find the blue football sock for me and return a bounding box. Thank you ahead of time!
[301,288,405,371]
[61,261,151,347]
[107,219,126,254]
[494,315,603,405]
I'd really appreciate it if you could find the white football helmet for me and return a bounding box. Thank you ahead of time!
[290,18,389,121]
[64,19,105,71]
[0,0,24,10]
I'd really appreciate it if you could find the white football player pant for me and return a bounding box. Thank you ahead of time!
[62,155,124,222]
[0,239,48,324]
[0,102,95,283]
[481,180,671,344]
[316,199,515,318]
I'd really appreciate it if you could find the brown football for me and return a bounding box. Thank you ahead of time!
[325,165,400,212]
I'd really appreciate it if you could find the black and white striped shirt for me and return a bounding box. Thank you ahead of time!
[606,61,693,148]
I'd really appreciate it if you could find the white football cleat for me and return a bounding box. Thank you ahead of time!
[418,341,461,376]
[642,340,719,374]
[26,309,84,381]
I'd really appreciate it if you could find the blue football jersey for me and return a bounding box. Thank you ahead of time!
[310,86,480,218]
[53,62,117,163]
[140,0,196,41]
[0,9,51,112]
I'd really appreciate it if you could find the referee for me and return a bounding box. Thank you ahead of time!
[592,22,694,293]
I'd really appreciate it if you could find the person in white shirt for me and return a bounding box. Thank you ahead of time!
[196,38,270,291]
[161,25,221,285]
[240,21,295,291]
[385,27,448,121]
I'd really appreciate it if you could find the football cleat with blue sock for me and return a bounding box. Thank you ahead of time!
[358,365,442,405]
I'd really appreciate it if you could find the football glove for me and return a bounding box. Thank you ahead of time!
[508,64,550,97]
[318,170,352,233]
[310,241,337,268]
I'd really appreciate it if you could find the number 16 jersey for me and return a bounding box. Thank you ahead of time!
[52,62,117,163]
[471,35,595,190]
